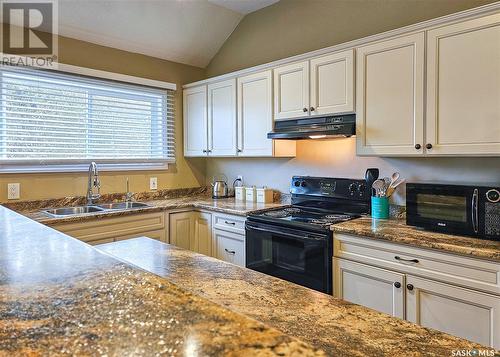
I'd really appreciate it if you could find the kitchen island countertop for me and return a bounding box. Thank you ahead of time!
[0,206,325,356]
[97,237,494,356]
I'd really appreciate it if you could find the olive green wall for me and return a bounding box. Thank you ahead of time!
[0,34,207,202]
[206,0,497,76]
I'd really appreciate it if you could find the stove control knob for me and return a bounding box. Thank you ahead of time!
[294,181,300,187]
[301,181,307,188]
[348,183,356,193]
[358,184,366,192]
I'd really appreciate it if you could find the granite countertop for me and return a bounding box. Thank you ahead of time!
[0,206,324,356]
[331,217,500,262]
[10,188,286,226]
[97,237,496,356]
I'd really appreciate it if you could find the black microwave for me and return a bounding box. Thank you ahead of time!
[406,183,500,240]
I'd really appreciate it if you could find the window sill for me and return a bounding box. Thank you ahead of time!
[0,162,171,174]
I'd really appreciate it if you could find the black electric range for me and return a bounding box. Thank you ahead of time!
[246,170,378,294]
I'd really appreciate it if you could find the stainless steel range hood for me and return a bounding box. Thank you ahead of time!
[267,114,355,140]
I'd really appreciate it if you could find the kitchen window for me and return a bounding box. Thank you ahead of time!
[0,65,175,172]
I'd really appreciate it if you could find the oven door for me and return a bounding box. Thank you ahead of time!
[245,220,332,294]
[406,184,477,236]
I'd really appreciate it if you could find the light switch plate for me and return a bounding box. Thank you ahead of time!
[150,177,158,190]
[8,183,20,200]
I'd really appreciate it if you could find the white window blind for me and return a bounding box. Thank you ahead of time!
[0,65,175,169]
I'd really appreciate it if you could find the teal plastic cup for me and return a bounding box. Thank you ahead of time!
[371,196,389,219]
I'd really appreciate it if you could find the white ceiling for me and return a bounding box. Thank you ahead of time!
[57,0,268,68]
[207,0,279,14]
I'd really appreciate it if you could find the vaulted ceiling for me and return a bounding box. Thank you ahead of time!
[57,0,279,68]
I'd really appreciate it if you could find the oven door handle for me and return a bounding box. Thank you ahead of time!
[246,223,326,241]
[472,188,479,234]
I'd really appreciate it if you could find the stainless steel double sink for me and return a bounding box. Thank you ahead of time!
[43,202,150,217]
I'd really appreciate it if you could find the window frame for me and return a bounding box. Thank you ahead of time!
[0,60,176,173]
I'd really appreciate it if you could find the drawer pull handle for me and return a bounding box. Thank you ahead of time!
[394,256,419,263]
[224,221,236,225]
[407,284,414,291]
[224,248,236,255]
[394,282,401,288]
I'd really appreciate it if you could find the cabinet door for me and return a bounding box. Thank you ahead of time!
[356,33,425,156]
[406,275,500,349]
[214,229,245,267]
[274,61,309,120]
[334,258,405,318]
[310,49,354,115]
[207,79,237,156]
[183,85,208,157]
[193,211,212,256]
[237,71,274,156]
[169,211,193,250]
[426,13,500,156]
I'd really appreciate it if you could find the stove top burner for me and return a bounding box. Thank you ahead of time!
[258,206,359,228]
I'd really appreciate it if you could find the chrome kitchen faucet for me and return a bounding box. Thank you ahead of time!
[87,162,101,205]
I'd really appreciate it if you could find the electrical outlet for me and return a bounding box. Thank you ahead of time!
[150,177,158,190]
[7,183,20,200]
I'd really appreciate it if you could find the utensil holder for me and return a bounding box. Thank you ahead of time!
[371,196,389,219]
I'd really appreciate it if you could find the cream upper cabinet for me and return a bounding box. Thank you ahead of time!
[208,79,237,156]
[274,61,310,120]
[184,74,295,158]
[183,85,208,157]
[406,275,500,349]
[356,33,425,156]
[426,13,500,156]
[334,258,405,319]
[237,71,274,156]
[237,70,296,157]
[310,49,355,115]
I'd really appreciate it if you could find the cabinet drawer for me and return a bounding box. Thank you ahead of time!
[334,233,500,295]
[213,213,246,234]
[53,212,166,243]
[214,229,245,267]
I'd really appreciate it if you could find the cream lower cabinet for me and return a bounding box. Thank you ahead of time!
[51,212,167,245]
[212,212,246,267]
[333,233,500,348]
[168,210,246,266]
[406,275,500,348]
[213,229,245,266]
[169,211,212,256]
[334,258,405,318]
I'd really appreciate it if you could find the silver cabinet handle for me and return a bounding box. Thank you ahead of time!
[472,188,479,233]
[394,256,419,263]
[224,248,236,255]
[224,220,236,225]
